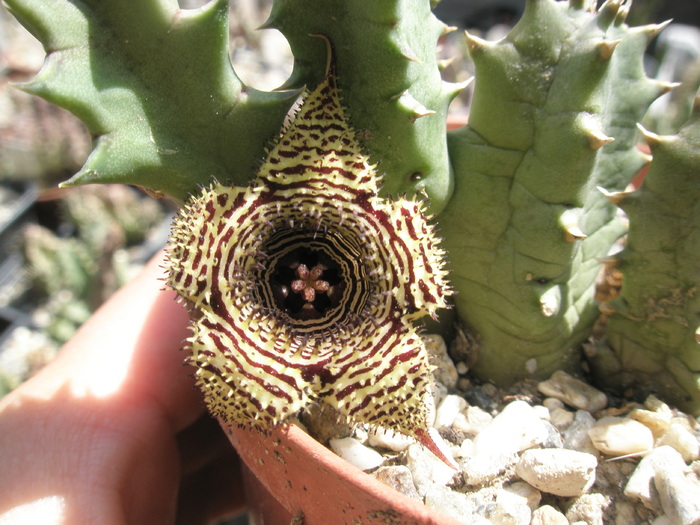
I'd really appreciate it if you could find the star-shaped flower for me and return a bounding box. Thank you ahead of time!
[167,67,453,464]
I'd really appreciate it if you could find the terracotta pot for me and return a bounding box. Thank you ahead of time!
[223,421,463,525]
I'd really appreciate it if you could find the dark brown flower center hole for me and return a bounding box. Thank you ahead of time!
[270,247,344,320]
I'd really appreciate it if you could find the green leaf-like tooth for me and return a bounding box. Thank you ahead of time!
[3,0,298,200]
[167,67,454,466]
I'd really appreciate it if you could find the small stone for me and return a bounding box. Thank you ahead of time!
[367,427,413,452]
[426,334,458,390]
[655,457,700,524]
[525,358,538,374]
[537,370,607,413]
[461,451,517,487]
[424,485,492,525]
[329,437,385,471]
[540,420,564,449]
[515,448,597,497]
[565,493,611,525]
[550,407,575,430]
[456,361,469,375]
[458,438,475,458]
[487,500,531,525]
[645,394,673,414]
[371,465,421,502]
[543,397,565,411]
[531,505,568,525]
[458,377,471,391]
[354,426,369,443]
[299,403,353,443]
[614,501,640,525]
[461,401,548,486]
[588,417,654,456]
[498,482,541,511]
[563,410,599,457]
[479,400,550,453]
[435,394,469,431]
[624,446,684,512]
[629,407,672,439]
[532,404,550,421]
[657,423,700,463]
[453,405,493,435]
[481,383,498,397]
[405,443,457,497]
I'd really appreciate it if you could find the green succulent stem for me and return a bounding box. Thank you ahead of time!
[591,103,700,414]
[440,0,666,384]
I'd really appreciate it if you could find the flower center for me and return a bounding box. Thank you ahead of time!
[291,263,330,303]
[270,246,344,321]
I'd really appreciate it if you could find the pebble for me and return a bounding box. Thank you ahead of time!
[625,446,683,512]
[435,394,469,431]
[565,493,610,525]
[461,401,548,486]
[550,407,575,430]
[588,416,654,456]
[367,427,413,452]
[537,370,608,413]
[629,407,672,439]
[646,394,674,414]
[563,410,599,457]
[453,405,493,435]
[543,397,565,411]
[530,505,568,525]
[498,481,541,511]
[515,448,597,497]
[424,485,493,525]
[487,500,531,525]
[655,458,700,524]
[532,404,550,421]
[657,423,700,463]
[425,334,458,390]
[613,501,639,525]
[405,443,457,496]
[371,465,421,502]
[328,437,385,471]
[540,420,564,449]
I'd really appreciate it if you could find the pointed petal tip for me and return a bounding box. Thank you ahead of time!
[415,427,459,470]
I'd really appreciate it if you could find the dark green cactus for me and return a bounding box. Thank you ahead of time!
[591,101,700,414]
[439,0,670,385]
